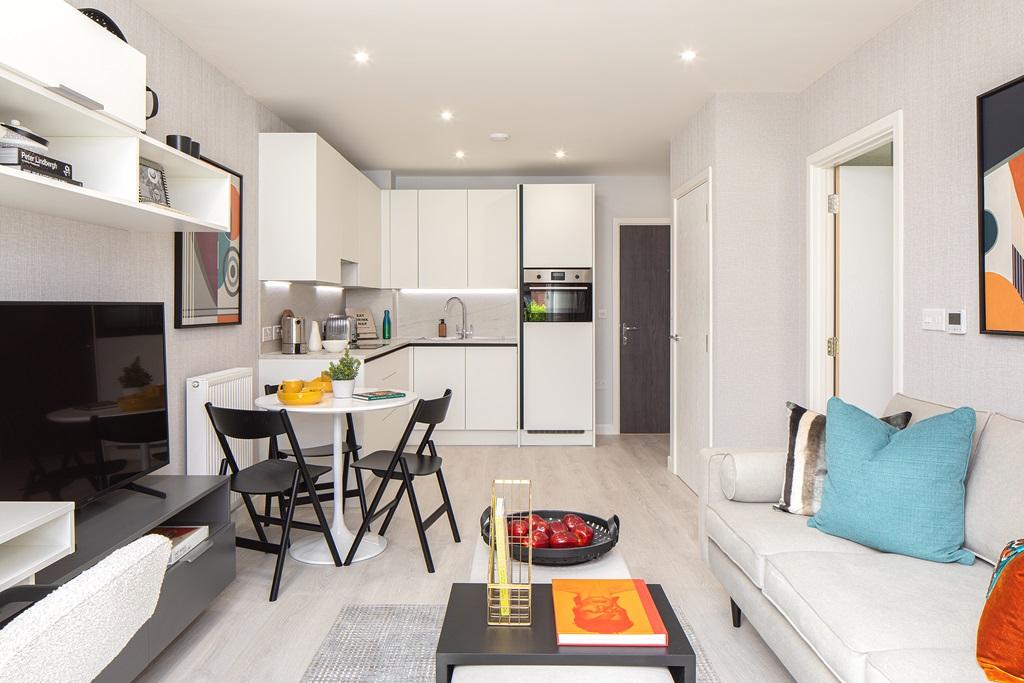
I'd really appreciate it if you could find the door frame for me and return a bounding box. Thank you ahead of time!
[806,111,904,412]
[670,167,714,478]
[611,217,672,435]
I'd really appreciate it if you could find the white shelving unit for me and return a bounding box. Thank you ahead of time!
[0,501,75,591]
[0,66,230,233]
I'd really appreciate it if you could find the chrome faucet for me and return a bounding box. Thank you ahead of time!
[443,296,469,339]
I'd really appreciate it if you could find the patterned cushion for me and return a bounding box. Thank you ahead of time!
[775,401,911,516]
[808,397,976,565]
[977,539,1024,681]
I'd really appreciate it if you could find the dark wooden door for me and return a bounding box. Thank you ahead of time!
[619,225,671,433]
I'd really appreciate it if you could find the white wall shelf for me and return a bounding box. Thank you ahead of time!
[0,66,230,233]
[0,501,75,592]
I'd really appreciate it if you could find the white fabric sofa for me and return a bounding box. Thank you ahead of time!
[698,393,1022,683]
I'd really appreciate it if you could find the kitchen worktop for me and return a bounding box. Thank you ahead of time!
[259,336,518,363]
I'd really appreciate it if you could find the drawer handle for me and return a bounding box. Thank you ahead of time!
[47,84,104,111]
[183,539,214,564]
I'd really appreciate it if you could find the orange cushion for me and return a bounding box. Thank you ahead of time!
[978,539,1024,682]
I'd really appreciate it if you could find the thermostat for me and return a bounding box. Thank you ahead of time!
[946,309,967,334]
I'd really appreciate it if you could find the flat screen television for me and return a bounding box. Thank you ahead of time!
[0,302,169,507]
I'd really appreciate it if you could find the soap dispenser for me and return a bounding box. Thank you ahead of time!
[438,318,447,338]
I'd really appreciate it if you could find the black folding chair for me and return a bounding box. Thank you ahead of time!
[204,403,341,601]
[262,385,368,521]
[345,390,460,572]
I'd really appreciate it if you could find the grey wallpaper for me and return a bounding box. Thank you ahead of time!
[0,0,290,473]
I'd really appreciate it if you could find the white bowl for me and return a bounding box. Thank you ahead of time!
[322,339,349,353]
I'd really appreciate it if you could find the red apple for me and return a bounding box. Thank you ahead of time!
[563,513,586,531]
[507,518,529,542]
[527,530,550,548]
[549,530,576,549]
[548,520,568,535]
[529,514,550,536]
[572,526,594,547]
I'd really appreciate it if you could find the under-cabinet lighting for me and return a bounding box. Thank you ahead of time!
[400,289,519,295]
[263,281,291,288]
[315,285,344,293]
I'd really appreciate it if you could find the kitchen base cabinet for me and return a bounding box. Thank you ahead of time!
[412,347,466,430]
[522,323,594,445]
[465,347,517,430]
[356,347,413,454]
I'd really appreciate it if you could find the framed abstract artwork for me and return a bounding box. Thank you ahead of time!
[979,74,1024,335]
[174,157,243,328]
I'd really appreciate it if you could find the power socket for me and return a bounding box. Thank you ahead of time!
[261,326,275,342]
[273,325,282,340]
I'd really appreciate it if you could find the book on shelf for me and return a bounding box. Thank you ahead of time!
[352,390,407,401]
[151,525,209,565]
[18,167,83,187]
[1,148,74,180]
[551,578,669,647]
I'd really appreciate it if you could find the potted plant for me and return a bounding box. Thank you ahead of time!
[118,356,153,397]
[327,350,361,399]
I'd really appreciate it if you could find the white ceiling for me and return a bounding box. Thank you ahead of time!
[136,0,919,175]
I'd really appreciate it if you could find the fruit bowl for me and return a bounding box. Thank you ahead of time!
[479,508,620,566]
[276,388,324,405]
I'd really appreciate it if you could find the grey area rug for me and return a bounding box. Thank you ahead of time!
[302,603,720,683]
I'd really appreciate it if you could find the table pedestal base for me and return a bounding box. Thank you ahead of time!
[289,529,387,565]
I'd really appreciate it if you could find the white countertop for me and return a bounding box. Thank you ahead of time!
[260,336,518,362]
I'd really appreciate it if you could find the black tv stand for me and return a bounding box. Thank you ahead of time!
[124,481,168,499]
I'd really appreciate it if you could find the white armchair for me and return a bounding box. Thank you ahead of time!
[0,534,171,683]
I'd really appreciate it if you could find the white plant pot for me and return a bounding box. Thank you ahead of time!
[332,379,356,398]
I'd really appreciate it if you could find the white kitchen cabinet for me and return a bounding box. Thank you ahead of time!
[523,323,594,431]
[389,190,419,289]
[412,347,466,430]
[418,190,468,288]
[1,0,147,130]
[353,172,382,288]
[468,190,518,289]
[465,347,518,430]
[259,133,360,283]
[521,184,594,268]
[358,348,413,453]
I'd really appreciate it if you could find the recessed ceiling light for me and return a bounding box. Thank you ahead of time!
[679,49,697,62]
[554,149,567,159]
[489,133,511,142]
[454,150,466,160]
[353,50,370,64]
[440,110,454,122]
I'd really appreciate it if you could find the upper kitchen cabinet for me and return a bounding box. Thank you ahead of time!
[259,133,359,284]
[468,189,518,288]
[521,183,594,268]
[350,171,382,288]
[388,190,419,289]
[418,190,468,289]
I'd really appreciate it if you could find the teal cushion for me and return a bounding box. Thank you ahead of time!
[808,397,976,565]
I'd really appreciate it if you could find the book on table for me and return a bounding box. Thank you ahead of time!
[151,525,209,565]
[352,390,406,401]
[551,578,668,646]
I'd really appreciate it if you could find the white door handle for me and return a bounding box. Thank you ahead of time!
[669,334,680,341]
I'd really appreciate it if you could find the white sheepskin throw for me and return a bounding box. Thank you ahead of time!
[0,533,171,683]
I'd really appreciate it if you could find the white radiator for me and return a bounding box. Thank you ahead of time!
[186,367,255,507]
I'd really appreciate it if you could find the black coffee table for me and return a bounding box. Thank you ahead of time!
[435,583,696,683]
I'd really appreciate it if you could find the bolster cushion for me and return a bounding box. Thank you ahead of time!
[720,450,787,502]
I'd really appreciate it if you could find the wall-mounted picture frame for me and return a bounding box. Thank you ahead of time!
[978,73,1024,335]
[173,156,243,328]
[138,157,170,206]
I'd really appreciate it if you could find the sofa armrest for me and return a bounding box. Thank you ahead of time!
[697,447,785,563]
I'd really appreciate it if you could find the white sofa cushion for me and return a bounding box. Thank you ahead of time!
[705,499,875,589]
[965,413,1024,564]
[865,649,987,683]
[720,450,788,502]
[763,551,990,683]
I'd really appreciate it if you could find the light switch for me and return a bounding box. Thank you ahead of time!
[597,309,608,319]
[922,308,945,331]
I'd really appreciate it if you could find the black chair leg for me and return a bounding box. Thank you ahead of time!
[378,480,407,536]
[731,599,742,628]
[341,451,350,507]
[270,472,301,602]
[240,492,270,544]
[263,495,273,527]
[344,473,394,566]
[436,469,460,542]
[302,473,342,567]
[402,466,434,573]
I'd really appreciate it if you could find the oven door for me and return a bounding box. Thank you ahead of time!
[522,284,593,322]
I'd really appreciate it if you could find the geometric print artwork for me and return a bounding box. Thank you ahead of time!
[174,158,243,328]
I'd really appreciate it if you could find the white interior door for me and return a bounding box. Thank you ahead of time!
[835,165,894,415]
[671,181,711,491]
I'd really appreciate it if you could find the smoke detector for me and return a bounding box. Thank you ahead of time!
[489,133,511,142]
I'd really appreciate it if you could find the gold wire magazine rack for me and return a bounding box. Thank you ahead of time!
[486,479,532,626]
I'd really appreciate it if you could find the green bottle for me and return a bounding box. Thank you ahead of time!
[382,309,392,340]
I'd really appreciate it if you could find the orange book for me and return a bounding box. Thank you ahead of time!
[551,579,668,646]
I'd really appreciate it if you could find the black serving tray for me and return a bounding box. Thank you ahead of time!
[479,508,620,566]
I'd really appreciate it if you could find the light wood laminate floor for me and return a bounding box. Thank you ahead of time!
[138,436,792,683]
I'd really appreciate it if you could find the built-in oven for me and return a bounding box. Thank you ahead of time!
[521,269,593,322]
